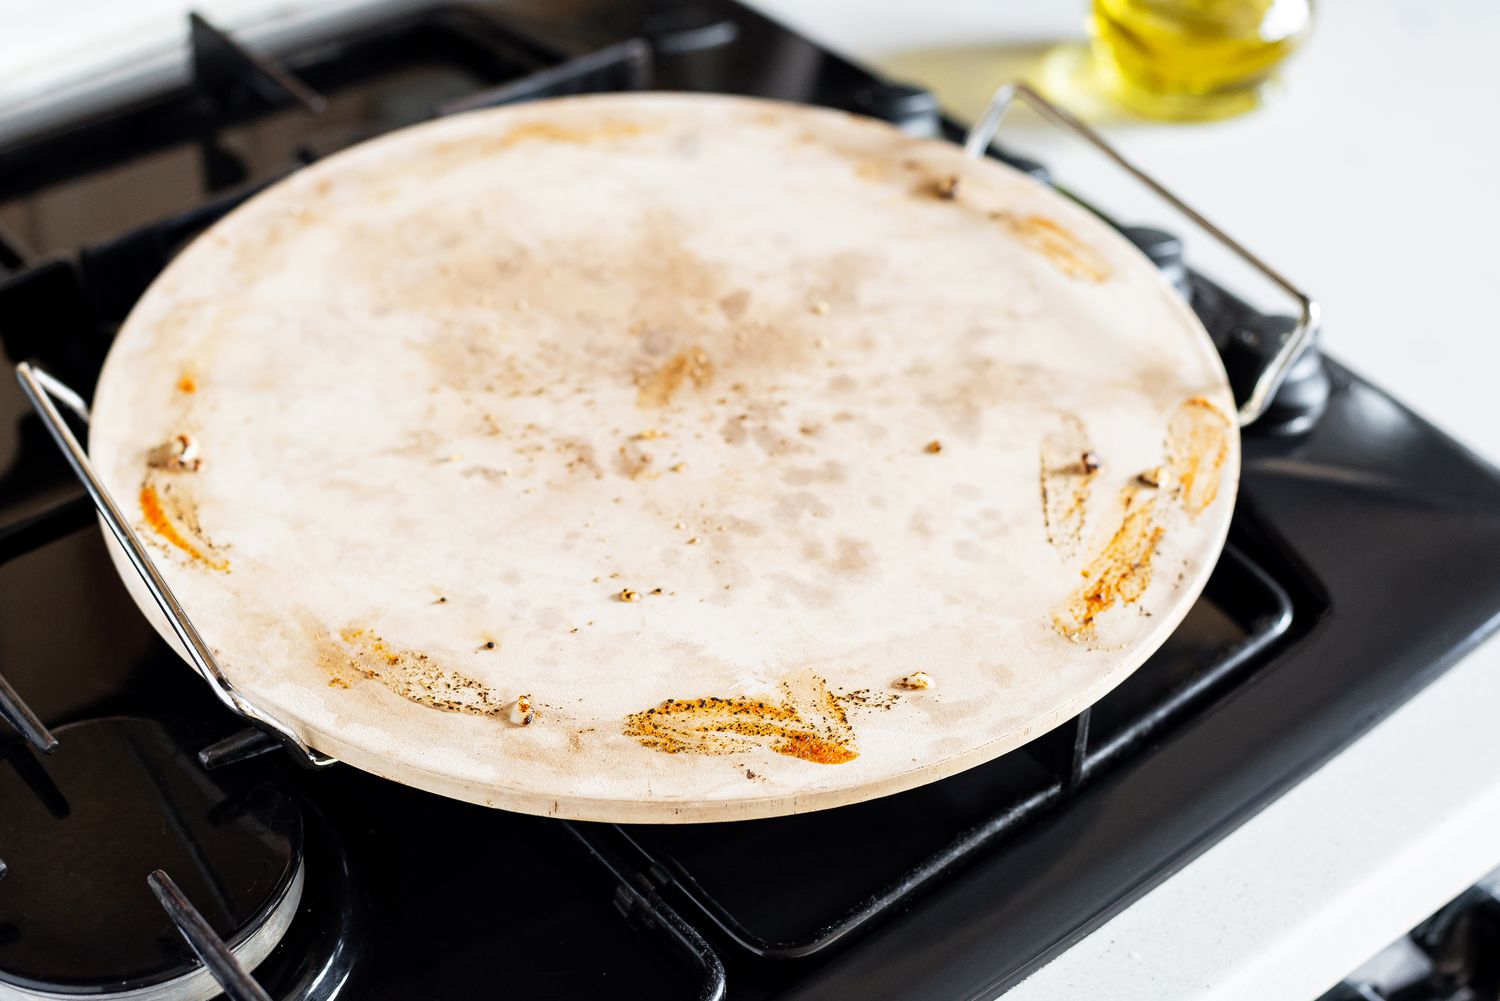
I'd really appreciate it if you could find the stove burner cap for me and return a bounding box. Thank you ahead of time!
[0,718,303,999]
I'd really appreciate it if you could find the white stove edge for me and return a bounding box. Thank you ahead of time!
[1002,627,1500,1001]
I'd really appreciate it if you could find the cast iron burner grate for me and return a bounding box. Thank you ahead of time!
[0,717,355,1001]
[584,542,1292,963]
[0,533,723,1001]
[1321,869,1500,1001]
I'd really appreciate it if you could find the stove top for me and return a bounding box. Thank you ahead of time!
[2,3,1500,999]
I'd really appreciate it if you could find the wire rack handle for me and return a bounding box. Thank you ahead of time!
[963,82,1321,427]
[14,362,336,768]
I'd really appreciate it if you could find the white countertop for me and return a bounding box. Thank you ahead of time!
[3,2,1500,997]
[742,2,1500,998]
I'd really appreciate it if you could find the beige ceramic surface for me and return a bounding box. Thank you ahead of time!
[89,93,1239,823]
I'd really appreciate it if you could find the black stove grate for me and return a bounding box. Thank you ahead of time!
[1321,871,1500,1001]
[0,7,568,205]
[580,542,1294,963]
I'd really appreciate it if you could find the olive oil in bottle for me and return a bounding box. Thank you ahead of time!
[1090,0,1313,121]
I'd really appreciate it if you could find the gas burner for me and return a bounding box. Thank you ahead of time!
[0,718,302,1000]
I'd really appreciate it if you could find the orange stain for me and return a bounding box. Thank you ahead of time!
[636,346,714,408]
[776,733,859,764]
[1054,487,1163,639]
[992,212,1111,283]
[1168,396,1232,518]
[624,674,859,765]
[330,626,508,718]
[433,120,649,160]
[500,120,645,146]
[138,484,228,571]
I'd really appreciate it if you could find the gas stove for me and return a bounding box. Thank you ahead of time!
[2,3,1500,999]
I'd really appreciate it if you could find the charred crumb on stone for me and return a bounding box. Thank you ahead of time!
[745,769,758,780]
[615,443,655,480]
[837,687,900,710]
[147,432,203,473]
[719,288,751,319]
[926,174,960,199]
[618,588,640,603]
[649,587,664,596]
[509,694,536,726]
[637,346,713,408]
[1137,466,1163,488]
[924,440,943,454]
